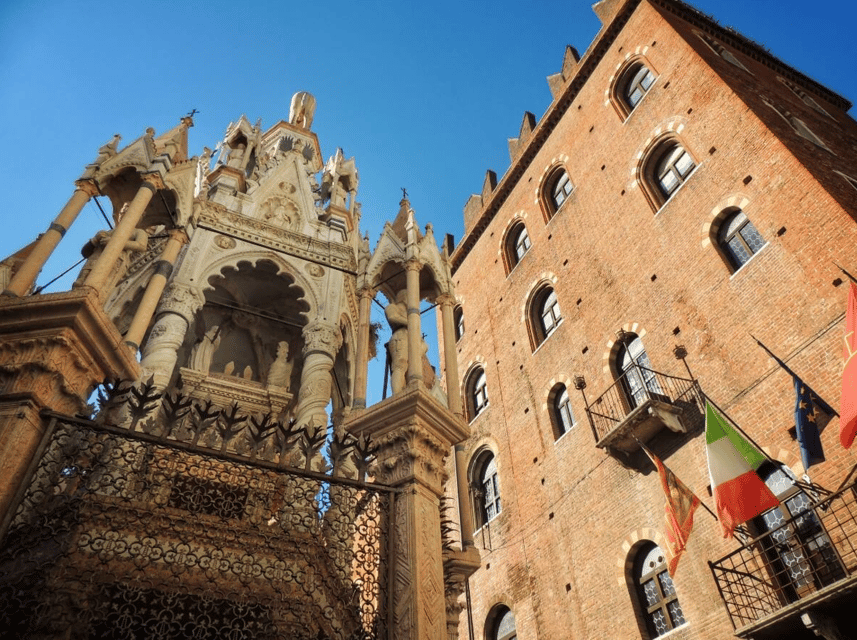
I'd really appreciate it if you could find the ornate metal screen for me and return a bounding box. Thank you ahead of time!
[0,378,394,640]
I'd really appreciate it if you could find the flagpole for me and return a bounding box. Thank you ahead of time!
[701,393,779,465]
[632,434,719,522]
[835,262,857,285]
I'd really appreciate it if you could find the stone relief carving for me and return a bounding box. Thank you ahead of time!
[197,209,356,272]
[305,263,324,278]
[213,235,236,250]
[159,282,204,321]
[302,323,343,357]
[259,195,298,228]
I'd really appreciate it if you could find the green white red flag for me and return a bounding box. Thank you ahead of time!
[640,442,700,576]
[840,282,857,449]
[705,402,778,538]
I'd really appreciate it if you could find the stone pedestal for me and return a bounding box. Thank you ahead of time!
[344,384,474,640]
[0,288,140,521]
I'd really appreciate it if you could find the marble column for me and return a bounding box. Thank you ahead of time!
[293,321,341,432]
[3,182,97,297]
[437,294,462,416]
[139,282,203,389]
[83,181,156,294]
[352,286,374,409]
[123,229,189,352]
[405,260,423,386]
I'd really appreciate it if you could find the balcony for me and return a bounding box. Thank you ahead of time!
[710,478,857,638]
[581,365,701,458]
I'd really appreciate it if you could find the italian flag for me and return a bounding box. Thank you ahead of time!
[705,402,779,538]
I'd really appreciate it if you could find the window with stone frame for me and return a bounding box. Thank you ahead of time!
[716,209,766,271]
[454,305,465,341]
[466,367,489,419]
[634,542,686,637]
[543,167,573,219]
[530,286,562,348]
[504,221,532,272]
[623,63,656,111]
[654,143,695,201]
[472,450,502,528]
[551,383,574,440]
[487,605,517,640]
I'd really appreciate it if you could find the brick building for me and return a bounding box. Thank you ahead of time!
[447,0,857,639]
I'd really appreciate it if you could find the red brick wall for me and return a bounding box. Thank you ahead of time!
[446,1,857,638]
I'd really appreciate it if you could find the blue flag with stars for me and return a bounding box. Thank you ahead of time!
[794,376,830,470]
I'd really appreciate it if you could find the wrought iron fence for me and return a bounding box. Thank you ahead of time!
[709,479,857,631]
[0,378,395,640]
[584,365,700,442]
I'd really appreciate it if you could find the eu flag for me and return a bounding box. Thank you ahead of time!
[794,376,830,469]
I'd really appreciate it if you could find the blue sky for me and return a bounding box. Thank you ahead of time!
[1,0,855,401]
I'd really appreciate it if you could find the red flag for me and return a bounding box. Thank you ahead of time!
[641,443,701,575]
[841,283,857,448]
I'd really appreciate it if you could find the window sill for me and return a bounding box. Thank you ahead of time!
[620,77,659,124]
[554,424,576,445]
[506,251,531,279]
[532,319,564,355]
[728,242,769,280]
[654,622,690,639]
[653,164,701,218]
[469,405,489,425]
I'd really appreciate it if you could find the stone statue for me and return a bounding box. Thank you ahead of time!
[189,324,222,374]
[385,290,409,393]
[73,205,149,290]
[267,341,294,388]
[226,141,247,169]
[289,92,316,129]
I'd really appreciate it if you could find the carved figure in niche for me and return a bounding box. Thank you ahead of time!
[82,134,121,178]
[289,91,316,129]
[226,141,246,169]
[267,341,294,388]
[321,148,358,209]
[386,289,426,394]
[189,325,222,374]
[73,204,149,290]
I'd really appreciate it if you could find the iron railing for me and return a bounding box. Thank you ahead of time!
[584,365,700,443]
[710,480,857,631]
[0,378,395,640]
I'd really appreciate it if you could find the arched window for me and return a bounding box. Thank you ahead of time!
[551,384,574,440]
[634,542,686,637]
[717,209,766,271]
[504,222,531,271]
[472,450,502,528]
[623,63,656,111]
[654,143,695,200]
[454,305,465,341]
[640,139,697,211]
[530,286,562,348]
[466,367,489,419]
[486,605,517,640]
[752,462,844,601]
[615,333,661,409]
[542,167,573,219]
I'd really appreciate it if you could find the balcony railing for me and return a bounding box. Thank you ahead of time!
[710,479,857,633]
[583,365,701,450]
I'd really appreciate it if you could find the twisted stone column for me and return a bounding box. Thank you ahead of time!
[293,321,342,431]
[139,282,203,388]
